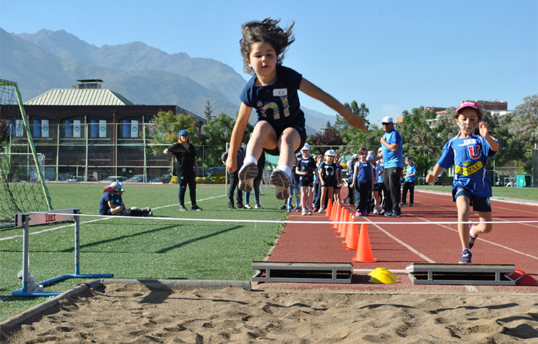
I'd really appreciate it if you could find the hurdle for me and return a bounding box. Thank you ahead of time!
[12,209,113,297]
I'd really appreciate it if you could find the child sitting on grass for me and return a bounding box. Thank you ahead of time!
[99,182,152,216]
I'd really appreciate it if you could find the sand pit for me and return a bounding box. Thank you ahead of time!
[2,281,537,343]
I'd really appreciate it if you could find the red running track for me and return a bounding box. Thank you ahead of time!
[263,190,538,292]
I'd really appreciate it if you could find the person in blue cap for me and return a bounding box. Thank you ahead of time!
[163,130,202,211]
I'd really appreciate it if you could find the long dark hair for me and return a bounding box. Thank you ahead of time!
[240,18,295,75]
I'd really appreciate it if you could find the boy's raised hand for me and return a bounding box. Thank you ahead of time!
[479,122,489,137]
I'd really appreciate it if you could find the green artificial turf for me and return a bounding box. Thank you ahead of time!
[0,183,288,322]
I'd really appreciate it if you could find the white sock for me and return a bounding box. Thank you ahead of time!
[244,156,258,166]
[277,165,291,177]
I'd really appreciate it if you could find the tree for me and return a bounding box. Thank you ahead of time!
[147,110,199,157]
[200,113,253,168]
[334,101,371,146]
[508,94,538,148]
[308,127,343,155]
[398,106,444,177]
[204,100,213,121]
[505,94,538,173]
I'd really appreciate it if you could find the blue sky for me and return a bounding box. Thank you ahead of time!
[1,0,536,125]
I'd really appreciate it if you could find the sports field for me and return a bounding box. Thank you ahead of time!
[0,183,288,322]
[1,183,536,324]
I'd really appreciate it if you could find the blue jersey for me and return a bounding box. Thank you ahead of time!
[404,165,417,183]
[99,193,113,215]
[240,66,305,130]
[356,161,372,184]
[111,194,123,207]
[376,161,385,183]
[437,133,497,198]
[382,129,403,168]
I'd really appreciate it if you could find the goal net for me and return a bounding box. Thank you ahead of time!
[0,79,52,225]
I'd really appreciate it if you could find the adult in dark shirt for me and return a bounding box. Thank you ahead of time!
[163,130,202,211]
[221,147,245,209]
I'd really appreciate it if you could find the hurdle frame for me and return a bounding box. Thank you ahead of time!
[12,209,114,297]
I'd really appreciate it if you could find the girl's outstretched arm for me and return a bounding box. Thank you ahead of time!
[299,78,367,132]
[226,102,252,173]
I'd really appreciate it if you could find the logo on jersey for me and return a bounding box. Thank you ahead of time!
[257,91,291,120]
[468,145,481,159]
[455,161,483,176]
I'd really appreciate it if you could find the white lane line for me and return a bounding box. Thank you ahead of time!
[404,211,538,261]
[364,217,436,263]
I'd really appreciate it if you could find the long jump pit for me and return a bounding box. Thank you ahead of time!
[1,278,537,343]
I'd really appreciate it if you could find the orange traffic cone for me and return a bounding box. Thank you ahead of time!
[338,210,350,239]
[332,204,341,230]
[337,207,346,233]
[331,201,340,221]
[353,223,377,262]
[326,199,333,217]
[344,216,359,250]
[329,200,338,221]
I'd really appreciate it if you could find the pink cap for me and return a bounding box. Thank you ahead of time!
[106,186,114,192]
[456,101,478,113]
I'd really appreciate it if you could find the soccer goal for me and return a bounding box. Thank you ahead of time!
[0,79,52,225]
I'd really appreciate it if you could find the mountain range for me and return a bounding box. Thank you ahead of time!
[1,28,336,134]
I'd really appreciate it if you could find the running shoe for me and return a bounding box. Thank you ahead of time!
[318,208,324,213]
[191,205,203,211]
[459,249,472,264]
[296,207,302,212]
[469,224,478,249]
[302,209,307,216]
[178,205,187,211]
[244,204,252,209]
[401,202,407,207]
[238,163,258,192]
[409,203,414,207]
[255,204,264,209]
[387,212,401,218]
[355,210,362,217]
[312,208,318,213]
[280,205,287,210]
[236,204,244,209]
[287,207,292,212]
[308,209,313,216]
[270,169,291,200]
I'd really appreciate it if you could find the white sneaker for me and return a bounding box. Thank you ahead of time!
[238,163,258,193]
[270,169,291,200]
[318,208,324,213]
[308,209,312,215]
[373,208,378,214]
[302,209,307,216]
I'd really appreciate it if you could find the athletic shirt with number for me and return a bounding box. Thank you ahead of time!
[240,66,305,130]
[437,133,497,198]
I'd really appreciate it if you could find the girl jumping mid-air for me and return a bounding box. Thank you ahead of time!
[226,18,366,199]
